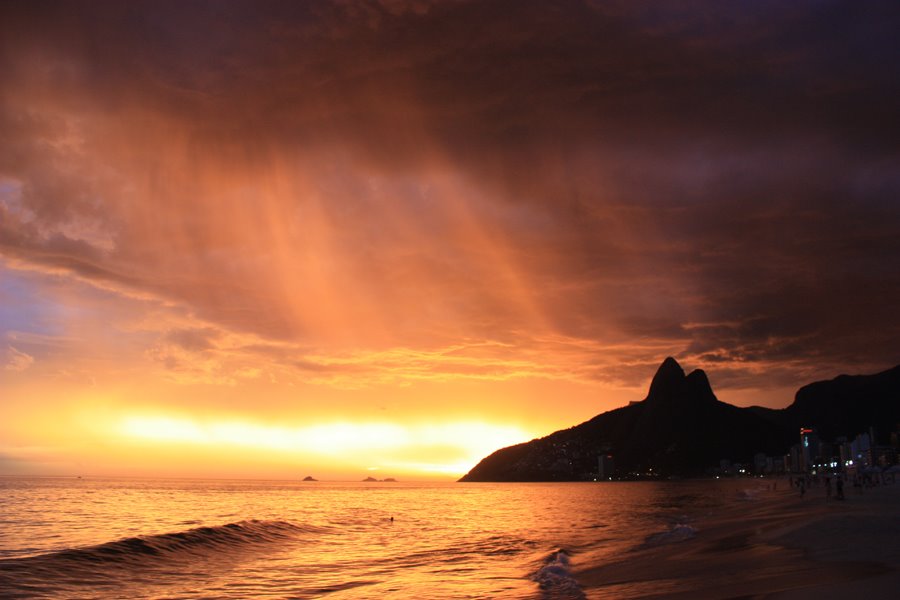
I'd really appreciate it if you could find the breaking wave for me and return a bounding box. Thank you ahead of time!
[23,520,312,564]
[532,549,585,599]
[0,519,320,596]
[640,523,697,548]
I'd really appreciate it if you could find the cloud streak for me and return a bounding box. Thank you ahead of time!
[4,346,34,372]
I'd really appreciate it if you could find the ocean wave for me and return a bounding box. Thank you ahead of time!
[640,523,697,548]
[0,520,318,573]
[532,549,585,599]
[0,520,323,598]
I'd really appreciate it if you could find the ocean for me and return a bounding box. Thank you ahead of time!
[0,477,761,599]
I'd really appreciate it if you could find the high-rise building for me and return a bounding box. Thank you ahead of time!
[598,454,615,480]
[800,428,820,472]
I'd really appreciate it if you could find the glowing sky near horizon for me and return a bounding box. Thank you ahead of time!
[1,0,898,479]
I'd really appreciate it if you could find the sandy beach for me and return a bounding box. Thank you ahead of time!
[576,479,900,599]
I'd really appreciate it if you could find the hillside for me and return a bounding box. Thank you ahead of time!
[460,358,900,481]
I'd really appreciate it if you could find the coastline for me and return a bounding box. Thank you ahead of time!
[575,479,900,599]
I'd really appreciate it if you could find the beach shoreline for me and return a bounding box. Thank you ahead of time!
[575,479,900,599]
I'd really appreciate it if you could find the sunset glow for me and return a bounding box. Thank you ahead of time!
[116,415,528,473]
[2,1,898,480]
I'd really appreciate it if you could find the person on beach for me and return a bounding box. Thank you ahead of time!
[836,477,845,500]
[799,479,806,498]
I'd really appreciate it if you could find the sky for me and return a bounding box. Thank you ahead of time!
[1,0,898,480]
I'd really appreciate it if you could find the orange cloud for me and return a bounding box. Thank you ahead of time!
[1,0,898,478]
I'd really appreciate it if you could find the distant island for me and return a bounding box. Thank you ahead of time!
[302,476,317,482]
[362,477,398,482]
[460,357,900,481]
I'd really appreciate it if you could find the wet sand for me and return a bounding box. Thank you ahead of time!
[576,480,900,599]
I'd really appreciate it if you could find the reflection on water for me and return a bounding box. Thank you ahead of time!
[0,478,739,598]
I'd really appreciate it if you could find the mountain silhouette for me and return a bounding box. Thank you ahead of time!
[784,365,900,444]
[459,358,900,481]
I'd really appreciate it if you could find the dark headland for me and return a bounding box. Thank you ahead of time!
[460,357,900,481]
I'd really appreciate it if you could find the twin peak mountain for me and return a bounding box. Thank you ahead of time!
[460,356,900,481]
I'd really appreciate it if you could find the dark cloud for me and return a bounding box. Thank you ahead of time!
[1,0,898,392]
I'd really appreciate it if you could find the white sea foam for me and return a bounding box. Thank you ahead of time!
[642,523,698,547]
[532,549,585,598]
